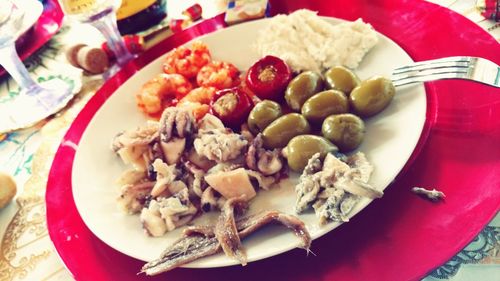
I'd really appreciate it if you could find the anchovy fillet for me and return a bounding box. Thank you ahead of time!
[141,235,220,276]
[237,210,311,250]
[141,205,311,276]
[214,196,248,265]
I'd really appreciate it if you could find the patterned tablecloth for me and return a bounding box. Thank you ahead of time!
[0,1,498,280]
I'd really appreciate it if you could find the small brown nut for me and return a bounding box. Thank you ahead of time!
[0,172,17,209]
[77,46,110,74]
[65,44,87,67]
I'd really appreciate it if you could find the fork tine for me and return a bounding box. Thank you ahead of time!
[392,66,469,80]
[392,56,471,75]
[392,56,500,88]
[392,71,469,87]
[395,56,472,70]
[393,61,470,75]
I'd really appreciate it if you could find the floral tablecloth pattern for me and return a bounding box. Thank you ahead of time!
[0,1,499,280]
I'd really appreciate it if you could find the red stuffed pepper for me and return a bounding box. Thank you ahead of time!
[245,55,292,101]
[210,87,253,128]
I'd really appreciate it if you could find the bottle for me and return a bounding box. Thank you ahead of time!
[59,0,118,21]
[116,0,167,35]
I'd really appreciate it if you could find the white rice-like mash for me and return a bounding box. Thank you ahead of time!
[255,9,379,72]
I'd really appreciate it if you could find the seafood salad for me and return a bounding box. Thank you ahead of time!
[113,108,286,237]
[109,9,399,275]
[113,109,312,275]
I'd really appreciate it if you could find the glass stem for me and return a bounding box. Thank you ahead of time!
[90,12,133,66]
[0,42,39,92]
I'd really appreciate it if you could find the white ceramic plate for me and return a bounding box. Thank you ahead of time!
[72,17,426,267]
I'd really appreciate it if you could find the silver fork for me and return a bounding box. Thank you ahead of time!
[391,56,500,87]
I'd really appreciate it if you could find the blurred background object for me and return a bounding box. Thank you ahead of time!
[116,0,167,34]
[0,0,79,134]
[0,172,17,209]
[58,0,133,67]
[476,0,500,21]
[225,0,269,25]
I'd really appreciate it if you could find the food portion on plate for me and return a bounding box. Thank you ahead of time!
[255,9,379,73]
[141,196,312,275]
[135,41,241,120]
[109,9,399,275]
[113,108,288,236]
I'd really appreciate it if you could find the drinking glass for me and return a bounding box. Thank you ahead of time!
[58,0,134,68]
[0,0,78,133]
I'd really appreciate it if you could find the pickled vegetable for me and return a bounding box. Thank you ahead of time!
[283,135,337,172]
[262,113,311,149]
[246,56,292,101]
[349,76,395,117]
[322,114,365,152]
[285,71,324,111]
[210,87,253,128]
[324,66,360,94]
[301,90,349,123]
[247,100,283,134]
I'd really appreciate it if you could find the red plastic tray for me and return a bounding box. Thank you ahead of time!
[46,1,500,280]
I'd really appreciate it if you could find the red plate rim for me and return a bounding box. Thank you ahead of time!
[46,1,500,280]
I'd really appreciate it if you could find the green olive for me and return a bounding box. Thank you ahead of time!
[283,135,337,172]
[247,100,283,134]
[322,114,365,152]
[324,66,361,94]
[262,113,311,149]
[301,90,349,124]
[285,71,324,111]
[349,76,395,117]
